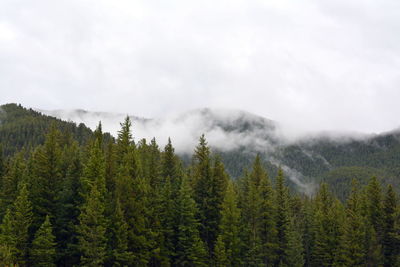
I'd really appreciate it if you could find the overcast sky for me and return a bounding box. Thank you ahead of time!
[1,0,399,134]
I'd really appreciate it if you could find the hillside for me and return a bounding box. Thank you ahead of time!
[0,104,113,156]
[1,103,400,198]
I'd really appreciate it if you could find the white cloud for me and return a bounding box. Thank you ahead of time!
[1,0,400,134]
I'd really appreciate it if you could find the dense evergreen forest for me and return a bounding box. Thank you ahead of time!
[0,104,400,266]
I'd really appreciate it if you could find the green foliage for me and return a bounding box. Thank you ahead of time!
[0,152,26,218]
[283,219,304,267]
[175,178,208,266]
[77,184,107,266]
[192,135,227,256]
[0,103,97,156]
[216,181,242,266]
[312,184,345,267]
[0,209,17,266]
[275,168,291,265]
[383,185,399,267]
[108,198,135,266]
[1,104,400,266]
[30,215,56,267]
[12,183,33,265]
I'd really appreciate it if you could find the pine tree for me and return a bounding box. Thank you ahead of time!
[334,180,366,267]
[160,138,183,262]
[241,169,263,265]
[191,135,215,256]
[257,157,277,266]
[283,218,304,267]
[215,180,242,266]
[175,178,208,266]
[366,176,384,240]
[29,126,62,230]
[0,152,26,217]
[275,168,291,266]
[116,146,150,265]
[190,135,229,258]
[214,236,228,267]
[12,183,33,265]
[311,183,345,267]
[161,138,180,183]
[30,215,56,267]
[80,139,106,199]
[138,138,167,266]
[54,142,82,266]
[0,209,17,266]
[93,121,104,149]
[115,116,133,166]
[108,198,135,266]
[77,184,107,266]
[0,144,4,179]
[383,185,399,267]
[105,140,117,196]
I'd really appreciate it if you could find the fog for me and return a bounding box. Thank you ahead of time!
[1,0,400,135]
[39,108,282,154]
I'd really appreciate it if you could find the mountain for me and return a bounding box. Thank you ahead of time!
[0,103,113,156]
[37,105,400,198]
[1,103,399,198]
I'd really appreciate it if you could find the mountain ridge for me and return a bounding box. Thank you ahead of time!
[34,105,400,198]
[1,103,400,198]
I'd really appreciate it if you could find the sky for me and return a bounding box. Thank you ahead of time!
[1,0,400,134]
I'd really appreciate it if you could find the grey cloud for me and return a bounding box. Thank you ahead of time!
[39,107,282,154]
[1,0,400,134]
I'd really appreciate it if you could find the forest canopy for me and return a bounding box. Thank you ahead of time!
[0,105,399,266]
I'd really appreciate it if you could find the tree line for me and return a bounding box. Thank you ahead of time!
[0,117,399,266]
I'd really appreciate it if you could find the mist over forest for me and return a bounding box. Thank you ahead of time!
[2,0,400,265]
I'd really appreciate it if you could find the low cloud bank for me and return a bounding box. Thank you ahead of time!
[37,107,373,196]
[39,108,283,154]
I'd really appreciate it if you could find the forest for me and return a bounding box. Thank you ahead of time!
[0,106,400,266]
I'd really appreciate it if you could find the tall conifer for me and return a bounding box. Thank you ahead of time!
[175,178,208,266]
[30,215,56,267]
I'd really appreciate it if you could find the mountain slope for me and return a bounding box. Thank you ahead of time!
[1,103,399,198]
[38,106,400,198]
[0,104,112,156]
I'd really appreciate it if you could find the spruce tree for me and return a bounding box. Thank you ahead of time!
[366,176,384,240]
[0,144,4,179]
[0,209,17,266]
[54,142,82,266]
[161,138,180,183]
[257,157,277,266]
[0,152,26,217]
[191,134,215,255]
[283,218,304,267]
[12,183,33,265]
[115,116,133,166]
[80,139,106,199]
[77,184,107,266]
[108,198,135,266]
[312,184,345,267]
[159,176,178,265]
[241,169,263,265]
[214,236,229,267]
[191,136,229,257]
[30,215,56,267]
[114,124,149,265]
[383,185,399,267]
[175,177,207,266]
[275,168,290,266]
[215,180,242,266]
[334,180,366,267]
[29,126,62,230]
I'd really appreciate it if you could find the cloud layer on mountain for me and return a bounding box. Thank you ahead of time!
[2,0,400,134]
[40,108,284,154]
